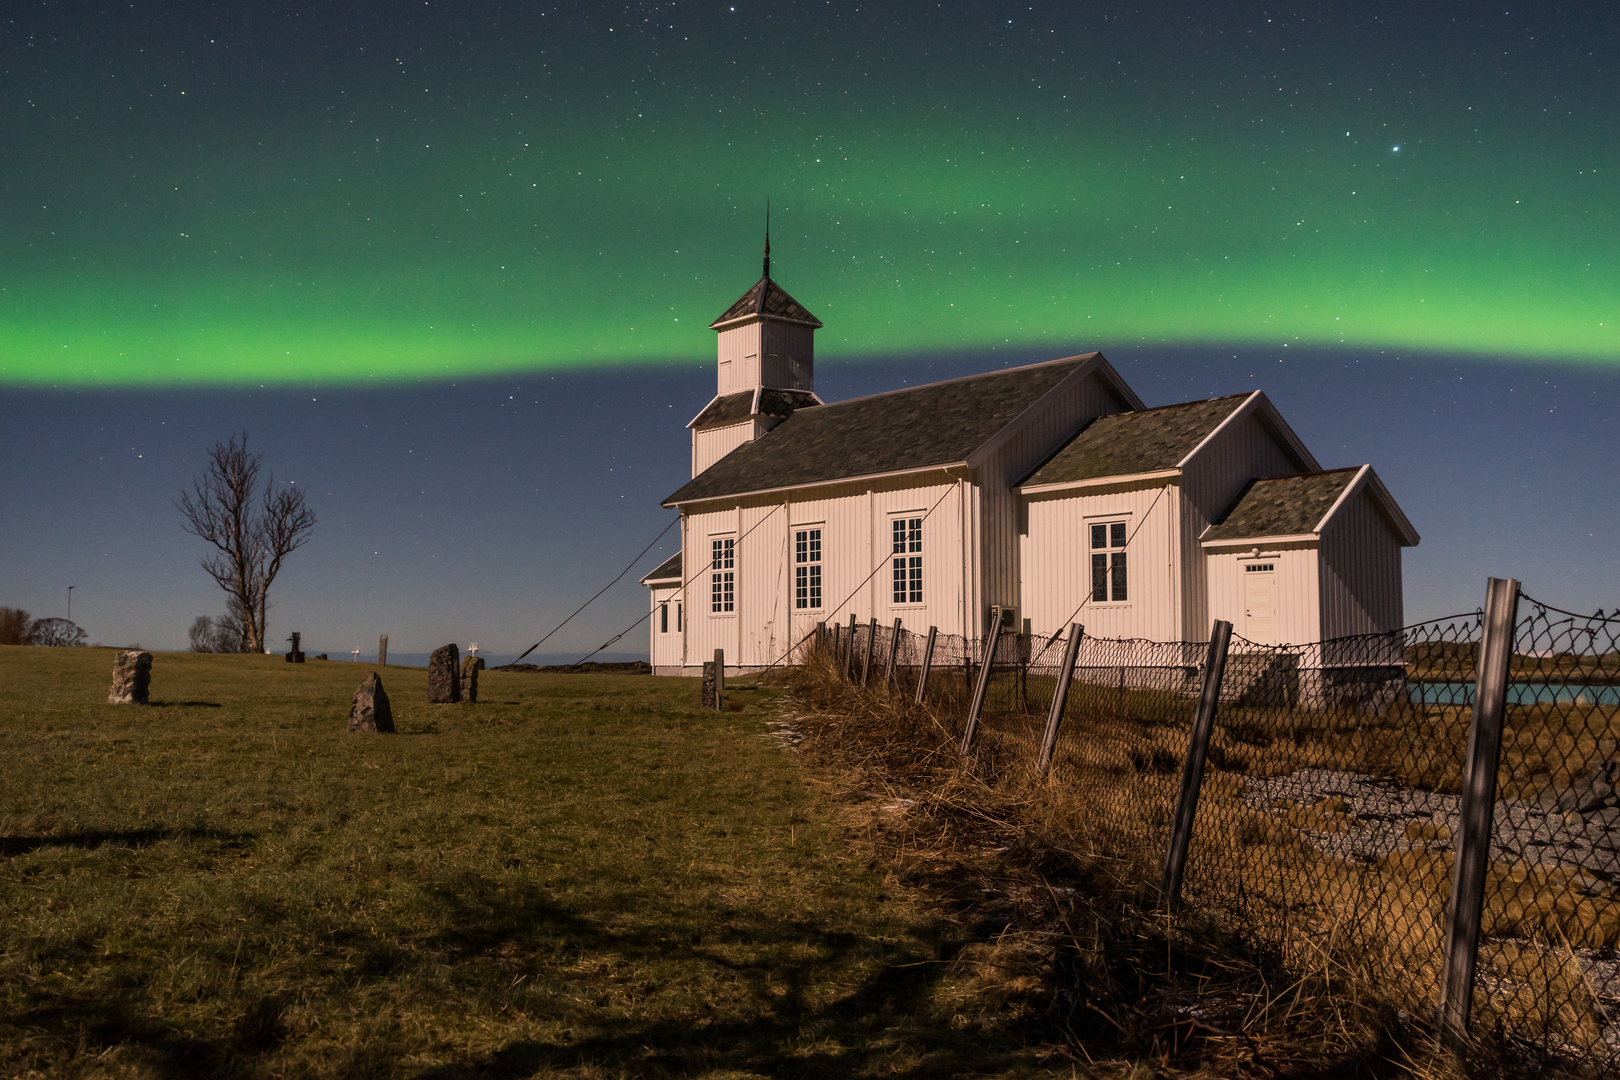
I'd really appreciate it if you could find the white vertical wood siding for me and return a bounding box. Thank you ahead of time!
[974,370,1132,637]
[715,323,763,392]
[1020,480,1180,640]
[1178,410,1306,639]
[1318,487,1405,638]
[759,322,815,392]
[647,584,684,672]
[676,473,967,671]
[1205,542,1320,646]
[692,420,754,477]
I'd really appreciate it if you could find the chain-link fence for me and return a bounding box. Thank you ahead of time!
[809,587,1620,1068]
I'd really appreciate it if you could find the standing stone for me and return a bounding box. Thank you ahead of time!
[702,661,720,710]
[459,655,479,703]
[349,672,395,733]
[428,643,461,703]
[108,650,153,704]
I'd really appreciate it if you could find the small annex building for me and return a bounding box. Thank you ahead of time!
[644,254,1418,675]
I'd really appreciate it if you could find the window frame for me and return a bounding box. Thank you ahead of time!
[793,526,823,611]
[1088,518,1130,604]
[890,515,924,606]
[710,535,736,614]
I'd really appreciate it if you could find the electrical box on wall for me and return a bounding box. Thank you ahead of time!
[988,605,1018,632]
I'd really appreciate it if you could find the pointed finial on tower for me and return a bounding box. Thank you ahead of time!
[763,198,771,279]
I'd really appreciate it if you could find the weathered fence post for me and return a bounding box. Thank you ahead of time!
[884,617,903,687]
[960,608,1006,754]
[915,626,938,705]
[1161,619,1234,906]
[378,634,388,666]
[843,613,857,681]
[861,617,879,687]
[1036,624,1085,778]
[714,648,726,709]
[1437,577,1521,1051]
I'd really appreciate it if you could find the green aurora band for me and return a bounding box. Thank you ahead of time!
[3,10,1614,386]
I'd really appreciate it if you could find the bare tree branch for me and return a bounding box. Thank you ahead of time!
[176,433,317,653]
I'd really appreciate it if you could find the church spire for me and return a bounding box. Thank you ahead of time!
[762,199,771,279]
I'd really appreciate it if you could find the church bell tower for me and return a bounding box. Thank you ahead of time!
[687,233,823,477]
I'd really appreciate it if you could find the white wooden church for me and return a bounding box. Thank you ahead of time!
[643,250,1419,675]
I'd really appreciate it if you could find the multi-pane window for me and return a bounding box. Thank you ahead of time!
[892,517,923,604]
[1090,521,1128,602]
[794,528,822,609]
[711,537,735,613]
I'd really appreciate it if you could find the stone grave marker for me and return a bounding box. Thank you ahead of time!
[428,643,461,703]
[349,672,395,733]
[108,650,153,704]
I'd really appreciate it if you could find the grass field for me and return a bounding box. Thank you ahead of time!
[0,646,1056,1078]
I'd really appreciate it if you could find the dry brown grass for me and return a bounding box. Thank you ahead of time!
[782,644,1620,1078]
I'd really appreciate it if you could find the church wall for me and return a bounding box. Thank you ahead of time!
[974,368,1135,638]
[1178,407,1307,640]
[1205,541,1320,647]
[692,420,754,477]
[647,583,684,673]
[1019,479,1181,642]
[759,322,815,391]
[1318,485,1405,640]
[715,323,763,393]
[675,472,968,671]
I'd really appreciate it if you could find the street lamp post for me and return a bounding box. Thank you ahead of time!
[67,586,75,622]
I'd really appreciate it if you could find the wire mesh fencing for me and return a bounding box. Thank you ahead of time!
[809,590,1620,1067]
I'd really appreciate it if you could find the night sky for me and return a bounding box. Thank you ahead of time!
[2,3,1616,659]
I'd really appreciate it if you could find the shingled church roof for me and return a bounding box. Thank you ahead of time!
[709,277,823,329]
[664,354,1137,506]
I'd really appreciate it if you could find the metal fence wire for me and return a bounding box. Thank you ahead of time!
[811,592,1620,1068]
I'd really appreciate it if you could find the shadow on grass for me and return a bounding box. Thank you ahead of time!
[0,827,254,857]
[149,700,225,708]
[407,873,1013,1080]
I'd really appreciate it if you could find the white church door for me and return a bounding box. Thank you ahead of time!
[1243,563,1278,644]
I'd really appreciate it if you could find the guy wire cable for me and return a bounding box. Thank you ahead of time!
[501,514,679,669]
[568,502,787,669]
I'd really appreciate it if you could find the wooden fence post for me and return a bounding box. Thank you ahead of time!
[843,613,857,681]
[378,634,388,666]
[861,617,879,687]
[960,610,1006,754]
[1036,624,1085,778]
[884,618,903,687]
[1437,577,1521,1051]
[714,648,726,709]
[915,626,938,705]
[1161,620,1233,906]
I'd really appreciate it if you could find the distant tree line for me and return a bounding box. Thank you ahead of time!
[0,608,88,647]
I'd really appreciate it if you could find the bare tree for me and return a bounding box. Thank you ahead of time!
[30,617,87,647]
[0,607,34,645]
[188,600,248,653]
[177,433,317,654]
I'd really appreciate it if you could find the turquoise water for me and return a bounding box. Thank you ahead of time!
[1410,682,1620,707]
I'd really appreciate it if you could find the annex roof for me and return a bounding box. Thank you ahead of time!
[688,387,821,431]
[639,551,682,585]
[1020,394,1253,487]
[663,353,1137,506]
[709,276,823,329]
[1200,465,1419,546]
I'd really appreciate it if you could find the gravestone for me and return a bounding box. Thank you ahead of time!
[108,650,153,704]
[459,654,479,703]
[285,631,305,663]
[428,643,461,703]
[349,672,395,733]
